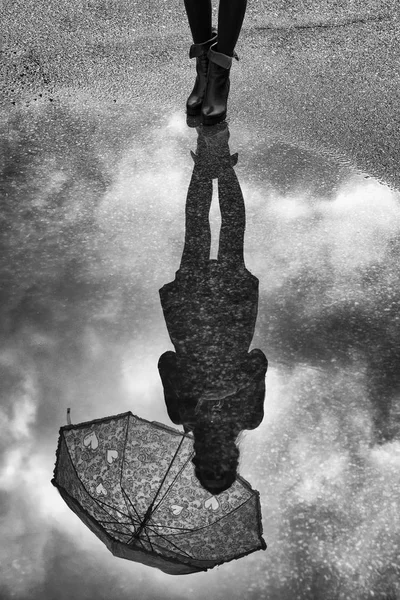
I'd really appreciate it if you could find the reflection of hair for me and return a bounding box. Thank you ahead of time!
[192,419,242,495]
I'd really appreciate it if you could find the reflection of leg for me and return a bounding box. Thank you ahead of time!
[217,0,247,56]
[217,167,245,268]
[184,0,212,44]
[180,167,213,270]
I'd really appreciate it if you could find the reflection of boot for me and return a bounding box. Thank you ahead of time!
[201,43,239,126]
[190,123,238,178]
[186,29,218,116]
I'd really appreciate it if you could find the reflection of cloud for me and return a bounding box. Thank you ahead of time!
[0,357,36,433]
[241,170,400,597]
[240,363,400,598]
[249,142,353,201]
[0,491,47,598]
[249,175,400,443]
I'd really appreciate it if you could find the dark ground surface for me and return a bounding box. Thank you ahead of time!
[1,1,400,598]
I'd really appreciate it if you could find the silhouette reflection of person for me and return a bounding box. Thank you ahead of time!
[158,123,267,494]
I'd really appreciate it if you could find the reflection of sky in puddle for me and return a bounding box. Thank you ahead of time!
[1,106,400,599]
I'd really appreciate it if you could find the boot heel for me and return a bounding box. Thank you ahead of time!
[187,98,204,116]
[202,81,229,125]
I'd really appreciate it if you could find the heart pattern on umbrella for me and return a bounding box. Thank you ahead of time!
[96,483,107,496]
[107,449,119,464]
[83,431,99,450]
[204,496,220,512]
[170,505,184,516]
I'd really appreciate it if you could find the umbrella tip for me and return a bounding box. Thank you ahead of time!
[67,408,71,425]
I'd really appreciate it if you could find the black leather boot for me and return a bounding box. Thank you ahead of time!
[201,43,239,126]
[186,29,218,116]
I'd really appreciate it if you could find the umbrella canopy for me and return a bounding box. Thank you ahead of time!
[52,412,266,575]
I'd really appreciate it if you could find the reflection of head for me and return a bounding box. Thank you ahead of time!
[191,420,241,495]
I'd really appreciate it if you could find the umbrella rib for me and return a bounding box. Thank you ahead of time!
[142,528,194,558]
[94,496,132,521]
[137,534,150,551]
[150,449,194,516]
[104,528,134,539]
[145,435,187,519]
[148,496,256,538]
[145,523,193,532]
[62,437,138,532]
[97,519,130,525]
[126,531,174,555]
[119,416,130,488]
[142,528,155,552]
[81,493,133,532]
[121,485,142,524]
[104,527,132,536]
[96,519,135,536]
[141,522,192,536]
[63,440,121,518]
[142,538,189,558]
[174,496,254,535]
[95,511,135,535]
[96,519,132,526]
[126,525,154,552]
[128,533,149,551]
[146,530,195,559]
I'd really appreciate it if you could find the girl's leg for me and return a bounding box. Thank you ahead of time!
[184,1,216,116]
[180,167,213,271]
[183,0,213,43]
[201,0,247,125]
[217,167,245,268]
[217,0,248,56]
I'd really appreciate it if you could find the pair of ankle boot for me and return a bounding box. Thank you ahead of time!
[186,30,239,126]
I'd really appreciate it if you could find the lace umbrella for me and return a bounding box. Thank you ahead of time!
[51,412,266,575]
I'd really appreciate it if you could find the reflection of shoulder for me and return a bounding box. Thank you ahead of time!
[238,267,259,284]
[249,348,267,359]
[158,351,177,372]
[246,349,268,373]
[159,280,178,302]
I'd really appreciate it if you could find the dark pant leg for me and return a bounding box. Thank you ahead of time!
[217,0,248,56]
[183,0,213,43]
[180,166,213,271]
[217,166,245,269]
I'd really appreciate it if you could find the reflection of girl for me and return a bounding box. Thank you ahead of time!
[184,0,247,124]
[158,125,268,495]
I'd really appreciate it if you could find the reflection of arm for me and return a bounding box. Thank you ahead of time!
[241,349,268,430]
[157,351,182,425]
